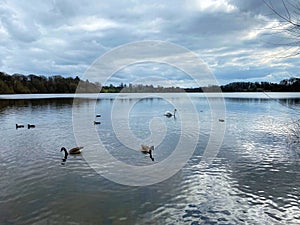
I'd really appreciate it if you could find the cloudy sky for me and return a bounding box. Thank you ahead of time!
[0,0,299,87]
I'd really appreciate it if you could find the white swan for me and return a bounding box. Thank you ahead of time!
[164,109,177,117]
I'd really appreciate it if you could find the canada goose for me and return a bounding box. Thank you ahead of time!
[141,144,154,161]
[27,124,35,129]
[96,114,101,117]
[94,121,101,125]
[61,146,83,155]
[61,147,68,161]
[164,109,177,117]
[16,124,24,129]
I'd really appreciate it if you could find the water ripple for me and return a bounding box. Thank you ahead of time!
[0,95,299,225]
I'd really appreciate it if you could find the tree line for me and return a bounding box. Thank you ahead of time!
[0,72,100,94]
[185,77,300,92]
[0,72,299,94]
[220,77,300,92]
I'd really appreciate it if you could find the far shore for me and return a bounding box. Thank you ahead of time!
[1,92,300,100]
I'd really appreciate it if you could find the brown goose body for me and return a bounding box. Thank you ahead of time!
[61,146,83,156]
[140,145,154,161]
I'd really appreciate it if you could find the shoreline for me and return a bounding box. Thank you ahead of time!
[1,92,300,100]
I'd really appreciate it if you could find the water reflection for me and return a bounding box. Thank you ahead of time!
[0,94,299,224]
[0,98,73,110]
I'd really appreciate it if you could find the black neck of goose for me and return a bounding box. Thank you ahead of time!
[149,151,154,161]
[63,149,68,158]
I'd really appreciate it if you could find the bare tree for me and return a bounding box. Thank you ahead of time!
[264,0,300,55]
[287,119,300,153]
[264,1,300,149]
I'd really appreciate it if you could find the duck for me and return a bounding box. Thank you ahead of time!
[140,144,154,161]
[16,124,24,129]
[61,146,83,156]
[94,121,101,125]
[218,119,225,122]
[27,124,35,129]
[164,109,177,117]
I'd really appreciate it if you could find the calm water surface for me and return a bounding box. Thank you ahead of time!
[0,93,299,225]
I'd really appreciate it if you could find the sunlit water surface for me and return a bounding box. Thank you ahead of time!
[0,93,299,225]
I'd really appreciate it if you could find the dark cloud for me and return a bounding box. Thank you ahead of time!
[0,0,299,85]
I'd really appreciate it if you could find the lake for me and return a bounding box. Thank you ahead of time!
[0,93,299,224]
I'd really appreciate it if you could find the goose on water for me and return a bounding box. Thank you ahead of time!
[61,146,83,156]
[16,124,24,129]
[140,144,154,161]
[28,124,35,129]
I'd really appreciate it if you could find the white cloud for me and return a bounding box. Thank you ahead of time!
[59,16,120,32]
[188,0,237,13]
[0,0,299,85]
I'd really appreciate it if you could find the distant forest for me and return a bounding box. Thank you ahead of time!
[0,72,100,94]
[0,72,299,94]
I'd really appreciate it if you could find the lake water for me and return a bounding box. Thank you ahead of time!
[0,93,299,225]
